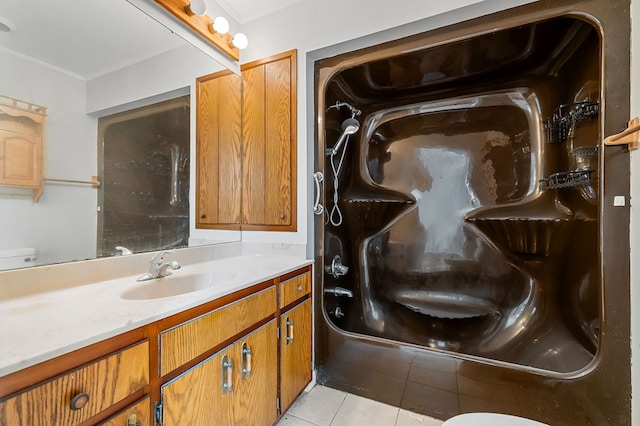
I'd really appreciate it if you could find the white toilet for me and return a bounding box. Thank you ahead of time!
[443,412,549,426]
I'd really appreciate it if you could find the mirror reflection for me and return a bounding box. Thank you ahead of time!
[0,0,240,271]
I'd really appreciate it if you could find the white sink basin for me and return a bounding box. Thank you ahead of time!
[121,272,235,300]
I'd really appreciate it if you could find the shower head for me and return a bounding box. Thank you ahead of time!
[327,118,360,156]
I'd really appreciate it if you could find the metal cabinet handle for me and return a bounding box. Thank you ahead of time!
[221,354,233,394]
[242,342,252,378]
[286,317,294,344]
[313,171,324,215]
[126,413,141,426]
[297,284,303,292]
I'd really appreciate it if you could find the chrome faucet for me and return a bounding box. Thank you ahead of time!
[137,251,181,282]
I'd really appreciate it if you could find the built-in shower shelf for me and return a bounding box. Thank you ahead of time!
[345,198,413,204]
[538,169,594,191]
[343,198,413,233]
[544,101,599,144]
[466,217,575,256]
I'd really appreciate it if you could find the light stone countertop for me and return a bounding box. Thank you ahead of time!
[0,254,313,377]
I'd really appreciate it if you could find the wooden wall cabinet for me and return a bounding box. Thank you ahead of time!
[0,97,46,201]
[0,265,312,426]
[195,50,297,232]
[241,49,297,231]
[195,70,242,230]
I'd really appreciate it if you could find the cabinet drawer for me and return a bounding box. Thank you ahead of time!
[160,286,277,376]
[279,272,311,308]
[100,396,151,426]
[0,341,149,426]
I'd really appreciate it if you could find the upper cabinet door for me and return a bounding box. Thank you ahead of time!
[195,70,242,230]
[241,49,297,231]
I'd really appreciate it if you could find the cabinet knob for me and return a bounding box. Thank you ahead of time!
[70,392,90,410]
[200,214,206,219]
[280,213,285,220]
[297,285,303,292]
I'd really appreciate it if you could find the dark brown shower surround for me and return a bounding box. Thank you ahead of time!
[314,0,631,424]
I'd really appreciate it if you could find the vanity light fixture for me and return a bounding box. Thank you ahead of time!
[155,0,248,61]
[232,32,249,50]
[212,16,229,34]
[184,0,207,15]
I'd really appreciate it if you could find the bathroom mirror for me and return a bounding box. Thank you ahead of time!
[0,0,241,270]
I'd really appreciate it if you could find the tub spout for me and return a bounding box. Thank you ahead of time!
[324,286,354,298]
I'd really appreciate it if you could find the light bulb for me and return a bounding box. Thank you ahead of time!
[232,33,249,50]
[187,0,207,16]
[212,16,229,34]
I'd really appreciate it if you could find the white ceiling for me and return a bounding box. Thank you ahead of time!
[216,0,306,24]
[0,0,304,79]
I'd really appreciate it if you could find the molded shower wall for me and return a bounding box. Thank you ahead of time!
[238,0,537,248]
[313,0,630,424]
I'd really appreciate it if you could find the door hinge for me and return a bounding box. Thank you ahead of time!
[154,401,163,426]
[277,396,281,413]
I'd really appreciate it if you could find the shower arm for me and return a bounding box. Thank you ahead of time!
[326,101,362,118]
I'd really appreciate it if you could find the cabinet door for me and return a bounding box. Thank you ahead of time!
[233,320,278,426]
[280,299,312,412]
[161,346,233,426]
[161,320,277,426]
[195,70,242,230]
[0,129,42,188]
[241,49,297,231]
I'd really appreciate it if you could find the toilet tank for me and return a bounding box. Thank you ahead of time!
[0,248,37,271]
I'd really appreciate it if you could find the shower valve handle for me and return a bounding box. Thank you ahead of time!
[313,172,324,215]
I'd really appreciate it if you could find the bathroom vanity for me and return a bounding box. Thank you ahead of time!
[0,256,312,425]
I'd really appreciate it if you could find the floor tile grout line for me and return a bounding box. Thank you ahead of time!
[328,390,348,426]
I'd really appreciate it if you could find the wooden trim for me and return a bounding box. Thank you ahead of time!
[240,49,298,71]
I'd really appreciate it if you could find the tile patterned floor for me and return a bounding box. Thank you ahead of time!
[278,385,444,426]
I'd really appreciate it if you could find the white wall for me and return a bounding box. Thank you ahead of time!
[238,0,537,251]
[631,1,639,424]
[0,50,97,265]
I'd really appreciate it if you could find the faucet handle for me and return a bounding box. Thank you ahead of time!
[150,251,172,264]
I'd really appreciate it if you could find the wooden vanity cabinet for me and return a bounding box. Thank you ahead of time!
[241,49,297,231]
[278,272,312,413]
[0,265,312,426]
[161,320,278,426]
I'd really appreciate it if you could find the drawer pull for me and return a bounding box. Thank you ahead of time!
[286,317,294,344]
[126,413,141,426]
[69,392,90,410]
[242,342,252,379]
[221,354,233,394]
[297,285,303,292]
